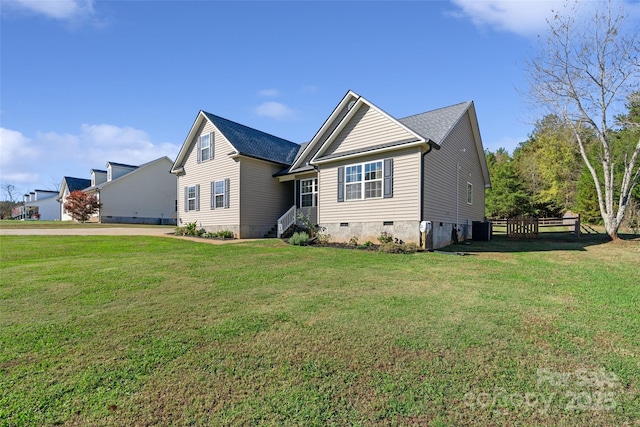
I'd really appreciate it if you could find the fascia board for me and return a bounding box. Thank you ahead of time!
[311,96,426,163]
[290,90,359,170]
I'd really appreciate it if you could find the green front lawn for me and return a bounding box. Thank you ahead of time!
[0,220,175,229]
[1,235,638,426]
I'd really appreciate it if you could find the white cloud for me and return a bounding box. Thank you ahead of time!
[301,85,318,94]
[4,0,96,23]
[0,124,180,191]
[254,101,295,121]
[0,128,42,185]
[450,1,639,37]
[258,89,280,97]
[450,0,562,37]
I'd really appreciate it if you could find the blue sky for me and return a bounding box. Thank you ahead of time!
[1,0,639,194]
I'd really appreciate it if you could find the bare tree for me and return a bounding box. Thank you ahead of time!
[1,183,20,203]
[527,0,640,240]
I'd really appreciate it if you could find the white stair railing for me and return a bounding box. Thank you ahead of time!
[277,205,296,238]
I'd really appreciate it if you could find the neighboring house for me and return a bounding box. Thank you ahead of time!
[17,190,60,220]
[171,90,490,248]
[83,157,177,225]
[58,176,92,221]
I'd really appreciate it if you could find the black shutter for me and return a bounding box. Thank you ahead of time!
[196,137,201,163]
[383,158,393,198]
[337,166,345,202]
[224,178,230,208]
[210,181,215,210]
[195,184,200,211]
[210,132,215,160]
[184,186,188,212]
[295,180,301,208]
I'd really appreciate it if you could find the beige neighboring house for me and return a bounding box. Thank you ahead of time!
[83,157,178,225]
[171,90,491,249]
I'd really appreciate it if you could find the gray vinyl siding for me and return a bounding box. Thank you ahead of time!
[239,156,293,233]
[178,120,240,226]
[318,147,422,223]
[422,111,486,224]
[323,104,416,157]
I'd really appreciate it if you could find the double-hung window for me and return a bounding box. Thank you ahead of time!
[364,161,383,198]
[300,178,317,207]
[200,133,212,162]
[187,185,197,211]
[345,165,362,200]
[345,161,383,200]
[214,180,225,208]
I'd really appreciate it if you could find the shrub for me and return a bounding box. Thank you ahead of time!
[378,242,418,254]
[289,231,309,246]
[378,231,394,244]
[216,230,234,239]
[175,221,203,237]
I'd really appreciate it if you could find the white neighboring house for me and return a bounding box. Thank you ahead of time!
[83,157,177,225]
[58,177,92,221]
[20,190,60,220]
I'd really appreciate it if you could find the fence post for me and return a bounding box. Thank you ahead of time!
[575,214,581,237]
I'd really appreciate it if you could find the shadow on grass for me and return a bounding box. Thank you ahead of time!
[437,232,640,254]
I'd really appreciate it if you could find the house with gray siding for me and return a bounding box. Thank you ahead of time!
[171,90,490,249]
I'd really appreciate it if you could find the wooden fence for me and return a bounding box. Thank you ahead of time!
[490,215,581,238]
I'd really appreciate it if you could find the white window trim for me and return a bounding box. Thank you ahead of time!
[200,133,211,162]
[345,160,383,201]
[214,180,225,209]
[300,178,317,208]
[467,182,473,205]
[187,185,197,211]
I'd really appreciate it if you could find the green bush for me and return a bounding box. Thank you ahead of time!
[216,230,235,239]
[378,242,418,254]
[289,231,309,246]
[377,231,394,244]
[175,221,203,236]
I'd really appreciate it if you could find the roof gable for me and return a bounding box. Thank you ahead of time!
[310,92,426,164]
[172,111,300,172]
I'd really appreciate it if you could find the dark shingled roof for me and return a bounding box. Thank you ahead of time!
[202,112,300,165]
[399,101,471,145]
[63,177,91,192]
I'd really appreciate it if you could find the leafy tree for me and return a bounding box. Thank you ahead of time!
[63,191,101,222]
[526,1,640,240]
[513,115,582,216]
[485,148,530,218]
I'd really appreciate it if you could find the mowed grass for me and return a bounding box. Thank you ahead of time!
[0,235,639,426]
[0,220,175,229]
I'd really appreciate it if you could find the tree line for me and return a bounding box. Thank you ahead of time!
[485,93,640,231]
